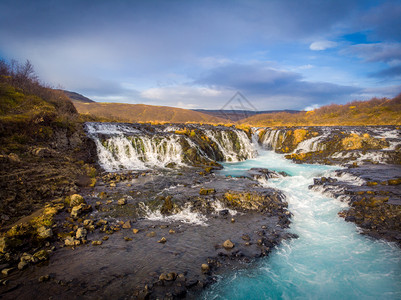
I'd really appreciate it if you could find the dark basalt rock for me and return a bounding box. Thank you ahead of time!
[1,166,295,300]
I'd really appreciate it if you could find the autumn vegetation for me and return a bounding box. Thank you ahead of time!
[73,101,227,124]
[240,95,401,126]
[0,59,80,153]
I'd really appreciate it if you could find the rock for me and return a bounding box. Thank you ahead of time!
[231,218,235,223]
[201,263,210,273]
[0,237,9,253]
[118,198,127,205]
[110,183,116,187]
[69,194,85,207]
[102,236,109,241]
[223,239,234,249]
[37,226,53,239]
[132,229,139,234]
[76,227,87,240]
[39,275,50,282]
[122,221,131,229]
[65,237,80,246]
[160,196,174,215]
[199,188,216,195]
[219,209,229,216]
[83,219,94,226]
[92,240,103,246]
[242,234,250,241]
[33,250,49,261]
[1,268,14,275]
[159,272,177,281]
[124,237,132,241]
[158,237,167,243]
[20,252,34,263]
[146,231,156,237]
[18,261,29,270]
[71,203,91,218]
[32,147,53,157]
[8,153,20,163]
[169,229,175,234]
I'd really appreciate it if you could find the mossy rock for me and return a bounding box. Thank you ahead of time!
[199,188,216,195]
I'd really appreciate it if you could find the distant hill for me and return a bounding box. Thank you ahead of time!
[73,102,229,124]
[61,90,95,103]
[194,109,300,122]
[240,95,401,126]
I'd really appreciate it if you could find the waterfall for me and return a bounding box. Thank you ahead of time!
[260,129,285,150]
[85,122,256,171]
[293,135,327,153]
[204,129,256,162]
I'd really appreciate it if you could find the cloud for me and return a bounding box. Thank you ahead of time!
[357,1,401,41]
[371,65,401,78]
[345,43,401,63]
[309,41,338,51]
[304,104,321,111]
[194,62,358,100]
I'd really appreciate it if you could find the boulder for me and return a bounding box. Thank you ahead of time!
[118,198,127,205]
[71,203,91,218]
[223,239,235,249]
[201,263,210,273]
[37,226,53,239]
[76,228,87,240]
[122,221,131,229]
[159,272,177,281]
[65,237,80,246]
[69,194,85,207]
[158,237,167,243]
[33,250,49,261]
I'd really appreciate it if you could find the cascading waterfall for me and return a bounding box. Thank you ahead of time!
[293,135,327,153]
[204,129,256,162]
[260,129,284,150]
[85,122,256,171]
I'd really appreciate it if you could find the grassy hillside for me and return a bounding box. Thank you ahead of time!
[61,90,95,103]
[240,95,401,126]
[0,59,96,227]
[73,101,228,124]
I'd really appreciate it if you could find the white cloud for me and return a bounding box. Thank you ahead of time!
[303,104,320,111]
[309,41,337,51]
[141,85,224,103]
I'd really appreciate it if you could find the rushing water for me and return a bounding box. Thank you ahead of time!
[202,150,401,299]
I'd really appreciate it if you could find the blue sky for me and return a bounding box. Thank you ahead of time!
[1,0,400,110]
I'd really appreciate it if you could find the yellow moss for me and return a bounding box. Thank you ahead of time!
[342,133,364,150]
[293,129,308,144]
[175,129,189,135]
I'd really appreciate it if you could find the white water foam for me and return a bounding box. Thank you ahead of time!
[211,200,238,216]
[140,202,208,226]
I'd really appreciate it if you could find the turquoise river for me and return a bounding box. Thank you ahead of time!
[201,149,401,299]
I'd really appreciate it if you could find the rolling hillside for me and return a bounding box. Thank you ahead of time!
[240,95,401,126]
[73,101,229,124]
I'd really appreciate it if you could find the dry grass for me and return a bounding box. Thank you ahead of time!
[73,101,229,124]
[240,95,401,126]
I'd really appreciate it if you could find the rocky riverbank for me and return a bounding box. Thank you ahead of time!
[310,164,401,245]
[0,166,294,299]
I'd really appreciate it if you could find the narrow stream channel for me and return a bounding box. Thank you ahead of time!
[202,150,401,299]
